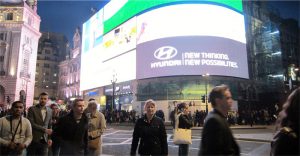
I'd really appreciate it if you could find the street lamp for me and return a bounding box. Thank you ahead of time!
[111,73,117,111]
[202,73,209,113]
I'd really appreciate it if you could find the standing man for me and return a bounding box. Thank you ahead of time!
[85,99,106,156]
[55,98,89,155]
[199,85,240,155]
[27,92,53,156]
[0,101,32,155]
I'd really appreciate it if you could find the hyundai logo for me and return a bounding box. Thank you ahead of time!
[154,46,178,60]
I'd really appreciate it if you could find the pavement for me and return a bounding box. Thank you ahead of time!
[107,122,275,143]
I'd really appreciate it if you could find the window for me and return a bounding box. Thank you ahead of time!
[44,49,51,54]
[28,17,32,25]
[0,33,7,41]
[5,13,13,20]
[0,56,4,62]
[44,63,50,68]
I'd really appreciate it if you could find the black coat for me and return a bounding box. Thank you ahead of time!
[178,113,193,129]
[130,115,168,156]
[199,109,240,155]
[271,126,299,156]
[55,111,89,155]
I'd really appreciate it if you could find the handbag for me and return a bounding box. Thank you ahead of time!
[173,128,192,144]
[88,136,100,150]
[173,113,192,145]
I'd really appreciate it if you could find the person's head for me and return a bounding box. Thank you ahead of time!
[277,87,300,131]
[177,102,189,114]
[209,85,233,114]
[11,101,24,117]
[87,101,97,113]
[39,92,49,106]
[72,99,85,115]
[88,98,95,102]
[50,103,60,116]
[144,99,156,116]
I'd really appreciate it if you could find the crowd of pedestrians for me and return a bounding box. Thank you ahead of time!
[0,92,106,156]
[103,109,137,124]
[0,86,299,156]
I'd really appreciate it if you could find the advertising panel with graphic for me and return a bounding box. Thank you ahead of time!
[80,17,136,91]
[80,0,248,91]
[136,4,248,79]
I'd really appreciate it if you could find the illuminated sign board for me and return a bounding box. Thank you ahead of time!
[81,0,248,91]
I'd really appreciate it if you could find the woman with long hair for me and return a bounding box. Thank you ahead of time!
[271,87,299,156]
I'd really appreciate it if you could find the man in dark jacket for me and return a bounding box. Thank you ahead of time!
[55,99,89,156]
[199,85,240,155]
[130,99,168,156]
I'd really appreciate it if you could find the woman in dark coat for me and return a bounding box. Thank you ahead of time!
[177,102,193,156]
[271,87,299,156]
[130,99,168,156]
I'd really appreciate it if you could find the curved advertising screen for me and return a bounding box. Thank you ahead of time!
[81,0,248,91]
[136,3,248,79]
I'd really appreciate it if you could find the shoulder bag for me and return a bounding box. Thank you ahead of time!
[173,113,192,145]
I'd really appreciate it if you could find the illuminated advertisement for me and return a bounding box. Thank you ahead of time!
[82,9,104,53]
[136,4,248,79]
[81,0,248,91]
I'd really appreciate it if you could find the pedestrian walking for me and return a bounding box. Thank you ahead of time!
[55,98,89,156]
[85,100,106,156]
[271,87,299,156]
[27,92,53,156]
[0,101,32,156]
[130,99,168,156]
[49,103,61,156]
[176,102,193,156]
[199,85,240,155]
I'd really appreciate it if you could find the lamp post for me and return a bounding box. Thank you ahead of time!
[203,73,209,113]
[111,73,117,111]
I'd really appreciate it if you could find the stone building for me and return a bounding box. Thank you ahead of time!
[57,27,82,103]
[34,32,67,101]
[0,0,41,108]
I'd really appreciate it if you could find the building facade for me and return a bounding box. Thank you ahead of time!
[244,1,299,107]
[0,0,41,108]
[57,28,82,104]
[34,32,67,101]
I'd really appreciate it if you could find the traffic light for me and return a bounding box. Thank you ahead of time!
[201,95,205,103]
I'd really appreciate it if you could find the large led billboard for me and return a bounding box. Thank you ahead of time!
[81,0,248,91]
[136,4,248,79]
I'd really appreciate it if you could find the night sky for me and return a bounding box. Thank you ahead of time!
[37,0,299,44]
[37,0,109,43]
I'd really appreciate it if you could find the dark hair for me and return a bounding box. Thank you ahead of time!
[278,87,300,131]
[11,101,24,108]
[50,103,59,109]
[73,98,84,107]
[177,102,187,112]
[88,98,95,102]
[39,92,48,97]
[209,85,230,107]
